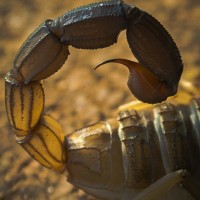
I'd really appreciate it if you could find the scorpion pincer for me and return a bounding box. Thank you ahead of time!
[5,0,197,200]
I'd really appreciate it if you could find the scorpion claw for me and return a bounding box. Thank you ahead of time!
[96,59,176,104]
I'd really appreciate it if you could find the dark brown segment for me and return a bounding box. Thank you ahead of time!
[11,21,69,83]
[95,59,175,103]
[55,0,127,49]
[126,8,183,87]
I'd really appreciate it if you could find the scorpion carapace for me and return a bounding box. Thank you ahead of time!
[5,0,196,200]
[9,0,182,103]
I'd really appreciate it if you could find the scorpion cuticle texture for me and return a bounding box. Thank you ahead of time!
[5,0,200,200]
[10,0,183,104]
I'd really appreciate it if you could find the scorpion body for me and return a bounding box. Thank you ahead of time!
[5,0,199,199]
[65,98,200,200]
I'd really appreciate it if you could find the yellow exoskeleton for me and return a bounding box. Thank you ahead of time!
[5,1,200,200]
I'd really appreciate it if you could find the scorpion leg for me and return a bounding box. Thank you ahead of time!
[182,174,200,199]
[132,170,191,200]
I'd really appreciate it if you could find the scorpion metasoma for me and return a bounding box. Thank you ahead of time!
[4,0,200,200]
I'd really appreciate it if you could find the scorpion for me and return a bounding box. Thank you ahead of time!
[4,0,200,199]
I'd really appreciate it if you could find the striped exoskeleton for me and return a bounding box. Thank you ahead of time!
[8,0,183,104]
[5,79,200,200]
[4,0,191,200]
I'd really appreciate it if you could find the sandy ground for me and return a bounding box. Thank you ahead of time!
[0,0,199,199]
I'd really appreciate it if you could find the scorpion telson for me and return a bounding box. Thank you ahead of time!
[5,0,199,200]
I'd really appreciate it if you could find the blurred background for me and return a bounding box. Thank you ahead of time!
[0,0,199,199]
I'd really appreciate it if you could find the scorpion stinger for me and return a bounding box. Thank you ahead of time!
[95,59,176,104]
[94,1,183,104]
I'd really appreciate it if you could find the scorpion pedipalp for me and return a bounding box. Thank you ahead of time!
[95,59,176,104]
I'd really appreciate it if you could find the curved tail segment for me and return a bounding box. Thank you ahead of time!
[96,3,183,104]
[9,0,183,104]
[5,0,183,174]
[95,59,177,104]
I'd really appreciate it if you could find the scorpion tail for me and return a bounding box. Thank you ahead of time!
[126,9,183,93]
[95,59,176,104]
